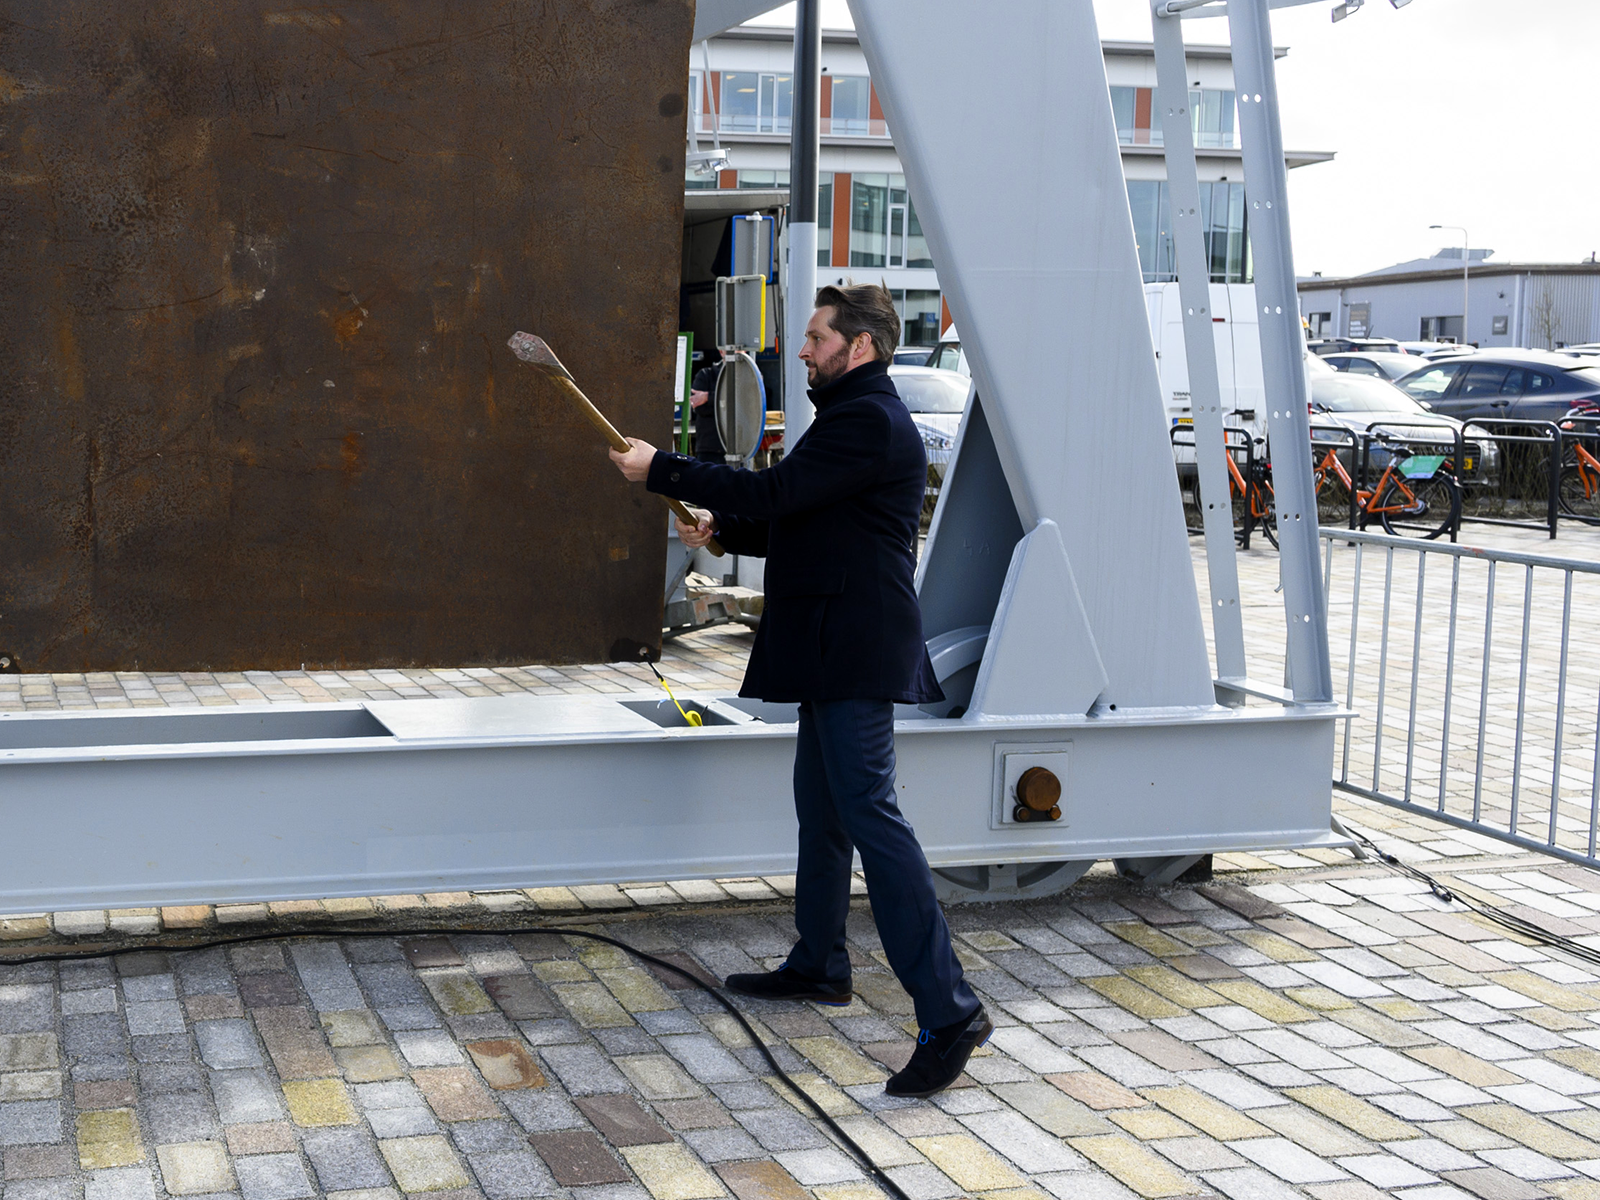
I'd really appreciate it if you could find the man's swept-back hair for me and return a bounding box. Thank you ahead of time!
[814,283,900,364]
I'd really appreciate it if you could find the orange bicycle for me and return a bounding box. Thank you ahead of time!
[1312,435,1461,539]
[1226,444,1277,549]
[1558,414,1600,521]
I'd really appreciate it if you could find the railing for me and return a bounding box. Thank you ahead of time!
[1324,528,1600,868]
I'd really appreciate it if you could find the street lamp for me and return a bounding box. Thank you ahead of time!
[1431,224,1469,346]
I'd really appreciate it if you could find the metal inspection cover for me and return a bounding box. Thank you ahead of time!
[0,0,691,670]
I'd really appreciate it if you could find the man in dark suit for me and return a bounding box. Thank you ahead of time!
[609,284,989,1097]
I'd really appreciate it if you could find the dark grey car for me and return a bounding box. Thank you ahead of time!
[1396,352,1600,424]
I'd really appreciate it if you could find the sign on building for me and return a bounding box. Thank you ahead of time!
[1348,302,1371,338]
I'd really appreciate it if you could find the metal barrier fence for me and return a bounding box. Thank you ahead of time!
[1324,527,1600,867]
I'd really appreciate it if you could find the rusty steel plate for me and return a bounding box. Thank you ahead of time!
[0,0,692,671]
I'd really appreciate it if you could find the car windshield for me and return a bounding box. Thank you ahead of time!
[1312,374,1434,414]
[893,372,970,414]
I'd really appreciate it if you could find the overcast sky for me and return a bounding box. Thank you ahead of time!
[747,1,1599,279]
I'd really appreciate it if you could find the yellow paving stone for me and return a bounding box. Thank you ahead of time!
[0,1071,61,1100]
[282,1079,357,1127]
[77,1109,144,1169]
[619,1143,727,1200]
[1123,967,1221,1009]
[1085,976,1186,1020]
[1555,1111,1600,1141]
[0,1033,59,1070]
[1105,923,1194,958]
[321,1010,385,1047]
[1406,1045,1522,1087]
[156,1141,236,1195]
[1047,1072,1148,1111]
[852,972,915,1016]
[790,1037,888,1086]
[1283,986,1356,1012]
[1165,924,1231,948]
[702,1012,770,1049]
[1490,970,1600,1011]
[1142,1087,1273,1141]
[420,970,494,1016]
[572,939,632,969]
[379,1135,471,1192]
[594,966,677,1013]
[1422,1119,1515,1151]
[910,1135,1027,1192]
[336,1045,405,1082]
[962,931,1023,952]
[770,1072,862,1118]
[1209,980,1316,1023]
[1524,1006,1592,1032]
[1229,930,1318,962]
[1328,1006,1430,1047]
[1254,1105,1374,1156]
[1365,996,1434,1022]
[1285,1086,1418,1141]
[1549,1181,1600,1200]
[1110,1108,1197,1141]
[833,1116,923,1167]
[322,896,376,917]
[952,944,992,971]
[813,1188,882,1200]
[993,1081,1118,1137]
[977,1191,1053,1200]
[1459,1104,1600,1159]
[1067,1135,1197,1198]
[531,960,593,984]
[1550,1049,1600,1081]
[550,982,634,1028]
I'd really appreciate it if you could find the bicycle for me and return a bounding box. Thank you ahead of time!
[1226,442,1277,549]
[1557,415,1600,522]
[1311,434,1461,539]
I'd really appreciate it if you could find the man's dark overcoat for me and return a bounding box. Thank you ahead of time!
[647,359,943,705]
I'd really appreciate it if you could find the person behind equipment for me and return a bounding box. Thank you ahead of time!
[607,283,991,1098]
[689,348,725,462]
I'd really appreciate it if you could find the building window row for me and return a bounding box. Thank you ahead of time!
[1127,180,1252,284]
[1111,86,1237,149]
[689,71,889,138]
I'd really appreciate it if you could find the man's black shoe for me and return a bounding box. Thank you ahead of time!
[723,965,852,1006]
[884,1005,993,1097]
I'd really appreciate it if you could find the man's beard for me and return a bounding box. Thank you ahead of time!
[806,343,853,389]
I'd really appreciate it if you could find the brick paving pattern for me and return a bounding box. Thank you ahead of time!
[1,526,1599,1200]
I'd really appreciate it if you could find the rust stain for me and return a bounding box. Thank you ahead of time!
[331,305,366,346]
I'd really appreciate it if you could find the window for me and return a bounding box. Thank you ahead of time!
[1346,360,1383,377]
[1456,364,1509,398]
[1109,86,1159,145]
[1111,86,1137,145]
[929,343,962,372]
[817,172,832,267]
[736,169,789,189]
[1125,180,1249,284]
[895,289,942,347]
[1529,371,1554,391]
[1308,312,1333,337]
[1127,181,1174,283]
[1190,89,1236,148]
[830,76,870,136]
[1399,364,1462,400]
[719,72,791,134]
[850,173,889,267]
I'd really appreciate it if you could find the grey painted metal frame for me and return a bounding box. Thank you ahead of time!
[1150,6,1247,687]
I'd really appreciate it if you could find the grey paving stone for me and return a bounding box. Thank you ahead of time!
[501,1091,586,1133]
[632,1011,702,1036]
[210,1070,287,1124]
[63,1017,128,1060]
[365,1106,439,1139]
[84,1166,155,1200]
[121,975,176,1002]
[0,1101,62,1146]
[449,1121,526,1153]
[172,949,237,997]
[237,974,301,1009]
[138,1063,206,1094]
[353,965,429,1007]
[132,1032,197,1064]
[447,1013,516,1042]
[302,1128,393,1191]
[0,986,56,1034]
[680,1126,764,1163]
[468,1149,558,1199]
[125,1001,186,1037]
[709,1081,782,1111]
[352,1079,425,1111]
[143,1091,222,1143]
[59,962,116,991]
[195,1021,264,1070]
[592,1028,657,1056]
[1202,1166,1304,1200]
[5,1178,86,1200]
[537,1045,628,1095]
[394,1029,464,1066]
[656,1034,750,1085]
[773,1148,863,1187]
[734,1107,829,1152]
[376,1004,443,1031]
[234,1153,315,1200]
[70,1059,133,1083]
[341,938,404,964]
[60,990,118,1017]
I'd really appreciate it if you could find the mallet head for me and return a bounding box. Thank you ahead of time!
[506,332,574,381]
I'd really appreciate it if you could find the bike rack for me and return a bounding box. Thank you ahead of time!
[1453,419,1562,540]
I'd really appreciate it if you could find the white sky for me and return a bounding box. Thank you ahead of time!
[746,1,1600,279]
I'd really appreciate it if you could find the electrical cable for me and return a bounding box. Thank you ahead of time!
[648,661,703,727]
[0,921,910,1200]
[1342,822,1600,970]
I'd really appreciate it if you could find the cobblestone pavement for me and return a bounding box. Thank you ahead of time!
[4,527,1600,1200]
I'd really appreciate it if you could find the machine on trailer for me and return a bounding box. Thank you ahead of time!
[0,0,1346,913]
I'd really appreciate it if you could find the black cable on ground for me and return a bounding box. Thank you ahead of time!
[0,921,912,1200]
[1344,823,1600,970]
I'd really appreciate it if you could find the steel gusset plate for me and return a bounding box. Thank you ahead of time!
[0,0,691,670]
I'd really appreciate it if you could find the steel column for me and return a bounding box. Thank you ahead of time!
[1227,0,1333,702]
[784,0,821,445]
[1151,7,1247,688]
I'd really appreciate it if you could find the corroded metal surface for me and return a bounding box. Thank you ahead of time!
[0,0,691,670]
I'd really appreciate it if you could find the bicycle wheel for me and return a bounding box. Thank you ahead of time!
[1250,483,1278,549]
[1559,465,1600,523]
[1314,468,1354,528]
[1377,473,1460,539]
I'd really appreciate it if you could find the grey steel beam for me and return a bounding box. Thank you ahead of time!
[1228,0,1334,702]
[784,0,821,444]
[1151,5,1248,688]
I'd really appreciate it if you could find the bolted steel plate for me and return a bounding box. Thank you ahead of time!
[0,0,692,671]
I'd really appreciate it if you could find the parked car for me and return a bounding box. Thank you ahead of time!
[925,324,968,376]
[1396,340,1473,357]
[1394,351,1600,424]
[888,363,971,460]
[1309,336,1403,356]
[1309,371,1496,483]
[892,345,934,367]
[1322,352,1423,382]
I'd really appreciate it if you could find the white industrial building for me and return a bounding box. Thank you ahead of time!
[1298,252,1600,349]
[686,25,1333,348]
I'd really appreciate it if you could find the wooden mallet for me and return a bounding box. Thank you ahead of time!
[507,332,723,556]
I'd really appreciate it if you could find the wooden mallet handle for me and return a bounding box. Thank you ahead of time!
[507,332,724,557]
